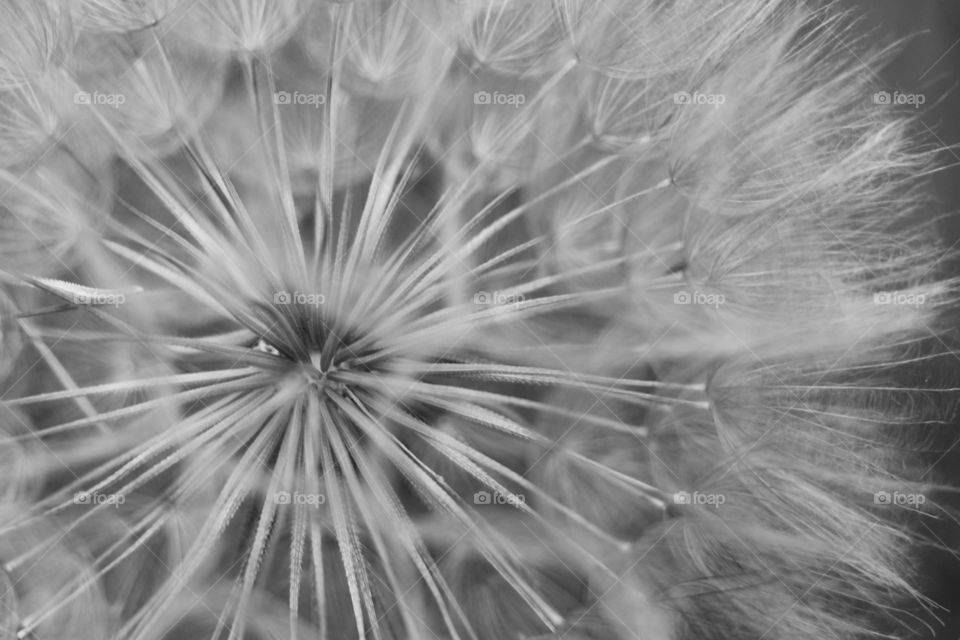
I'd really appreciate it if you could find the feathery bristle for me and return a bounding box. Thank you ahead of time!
[0,2,956,640]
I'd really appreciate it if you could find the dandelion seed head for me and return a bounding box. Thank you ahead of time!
[0,158,114,275]
[71,0,185,34]
[582,74,672,154]
[341,0,455,98]
[0,79,66,169]
[174,0,313,55]
[0,1,954,639]
[0,0,69,90]
[74,35,227,158]
[456,0,565,76]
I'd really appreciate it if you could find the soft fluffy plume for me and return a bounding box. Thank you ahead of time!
[0,1,956,640]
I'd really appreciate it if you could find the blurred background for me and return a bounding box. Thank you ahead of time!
[849,1,960,247]
[842,2,960,637]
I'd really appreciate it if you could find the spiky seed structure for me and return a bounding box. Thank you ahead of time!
[0,1,955,640]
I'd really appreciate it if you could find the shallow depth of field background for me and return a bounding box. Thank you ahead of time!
[846,2,960,637]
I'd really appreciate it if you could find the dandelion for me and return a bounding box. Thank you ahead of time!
[0,1,956,640]
[0,80,66,169]
[73,35,227,158]
[173,0,313,56]
[456,0,564,76]
[70,0,186,34]
[0,154,114,275]
[341,0,454,98]
[0,0,68,90]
